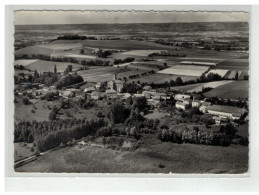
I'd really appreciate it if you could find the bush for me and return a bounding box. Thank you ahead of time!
[22,97,30,105]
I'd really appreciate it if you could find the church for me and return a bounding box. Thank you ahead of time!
[107,74,125,93]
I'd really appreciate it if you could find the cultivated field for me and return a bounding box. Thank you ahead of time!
[16,138,248,173]
[216,58,249,72]
[171,80,234,93]
[15,45,55,56]
[50,53,96,60]
[158,65,209,77]
[24,60,84,73]
[120,50,164,57]
[37,43,82,50]
[14,59,39,66]
[203,80,249,99]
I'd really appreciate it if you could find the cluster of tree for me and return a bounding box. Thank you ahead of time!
[158,123,247,147]
[63,65,73,75]
[96,49,113,58]
[122,82,142,94]
[29,70,59,87]
[114,57,135,65]
[14,64,27,70]
[207,97,247,108]
[81,59,110,66]
[14,118,107,152]
[49,105,59,121]
[55,74,84,89]
[41,91,59,101]
[148,52,186,57]
[57,35,97,40]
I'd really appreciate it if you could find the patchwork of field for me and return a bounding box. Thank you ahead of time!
[16,140,248,173]
[24,60,84,73]
[130,73,198,84]
[171,80,234,93]
[203,80,249,99]
[158,65,209,77]
[50,39,173,50]
[14,59,39,66]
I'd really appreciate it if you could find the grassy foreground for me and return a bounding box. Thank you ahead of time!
[16,135,248,174]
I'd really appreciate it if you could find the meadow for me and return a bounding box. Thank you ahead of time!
[203,80,249,100]
[14,59,39,66]
[16,136,248,173]
[216,58,249,72]
[206,69,229,77]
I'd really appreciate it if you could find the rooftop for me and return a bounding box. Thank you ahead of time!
[207,105,245,115]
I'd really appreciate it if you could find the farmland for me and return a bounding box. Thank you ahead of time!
[203,80,249,99]
[14,59,39,66]
[158,65,209,77]
[171,80,234,93]
[216,58,249,72]
[24,60,84,73]
[206,69,229,77]
[50,39,173,50]
[16,138,248,173]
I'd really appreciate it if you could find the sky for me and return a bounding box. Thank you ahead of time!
[14,11,249,25]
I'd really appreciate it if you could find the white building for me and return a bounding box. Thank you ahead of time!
[174,94,191,101]
[206,105,245,120]
[175,101,188,110]
[192,100,201,107]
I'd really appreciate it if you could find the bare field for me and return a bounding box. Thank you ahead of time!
[14,59,39,66]
[216,58,249,72]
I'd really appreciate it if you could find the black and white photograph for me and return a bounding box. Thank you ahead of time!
[12,9,250,174]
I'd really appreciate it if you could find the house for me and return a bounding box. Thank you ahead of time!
[175,101,188,110]
[121,93,131,100]
[84,87,95,93]
[62,90,75,98]
[182,98,191,105]
[174,94,191,101]
[206,105,245,120]
[107,74,125,93]
[96,82,101,89]
[192,100,201,107]
[142,91,151,99]
[199,101,212,113]
[143,85,152,91]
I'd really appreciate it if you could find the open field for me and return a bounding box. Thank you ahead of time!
[203,80,249,100]
[14,59,39,66]
[50,53,96,60]
[24,60,84,73]
[145,110,170,120]
[14,143,35,162]
[158,65,209,77]
[171,80,234,93]
[16,137,248,173]
[50,39,173,50]
[38,43,82,50]
[130,73,198,84]
[15,46,55,56]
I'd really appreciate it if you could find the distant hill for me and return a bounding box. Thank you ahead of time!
[15,22,248,34]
